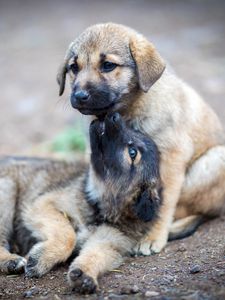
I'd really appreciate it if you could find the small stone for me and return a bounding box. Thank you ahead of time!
[114,274,122,278]
[165,275,174,281]
[23,287,39,298]
[145,290,159,297]
[120,286,132,294]
[42,291,49,296]
[218,270,225,276]
[108,293,124,300]
[181,291,199,300]
[189,265,201,274]
[131,285,139,294]
[177,245,187,252]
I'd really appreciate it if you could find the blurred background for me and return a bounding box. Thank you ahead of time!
[0,0,225,156]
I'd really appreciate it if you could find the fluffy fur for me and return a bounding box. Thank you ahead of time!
[0,113,161,294]
[58,23,225,255]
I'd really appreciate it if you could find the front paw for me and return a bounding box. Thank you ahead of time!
[68,268,97,294]
[133,236,167,256]
[25,243,52,278]
[25,255,40,278]
[1,256,27,274]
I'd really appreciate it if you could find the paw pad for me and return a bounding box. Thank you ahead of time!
[25,256,39,278]
[68,268,97,294]
[6,257,27,274]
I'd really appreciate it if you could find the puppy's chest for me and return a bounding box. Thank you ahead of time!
[113,214,151,241]
[90,202,151,241]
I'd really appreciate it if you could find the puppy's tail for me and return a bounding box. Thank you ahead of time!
[168,215,207,241]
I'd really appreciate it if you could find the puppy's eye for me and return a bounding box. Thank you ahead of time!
[69,63,79,74]
[128,147,137,160]
[101,61,117,73]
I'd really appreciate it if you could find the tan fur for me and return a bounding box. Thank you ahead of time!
[68,225,131,286]
[0,157,130,289]
[58,23,225,255]
[129,34,165,91]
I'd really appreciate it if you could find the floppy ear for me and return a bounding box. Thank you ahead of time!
[133,186,161,222]
[129,34,165,92]
[57,42,76,96]
[56,62,68,96]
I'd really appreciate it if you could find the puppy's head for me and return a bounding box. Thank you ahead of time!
[57,23,165,116]
[89,112,161,222]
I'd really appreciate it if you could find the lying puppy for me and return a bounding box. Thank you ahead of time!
[0,113,161,293]
[57,23,225,255]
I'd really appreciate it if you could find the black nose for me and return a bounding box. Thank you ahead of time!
[74,90,89,103]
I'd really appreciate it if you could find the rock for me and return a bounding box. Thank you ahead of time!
[120,286,130,294]
[145,290,159,297]
[42,290,49,296]
[120,285,139,294]
[177,245,187,252]
[108,293,125,299]
[23,287,39,298]
[181,291,199,300]
[162,274,174,284]
[165,275,174,282]
[218,270,225,277]
[131,285,140,294]
[189,265,201,274]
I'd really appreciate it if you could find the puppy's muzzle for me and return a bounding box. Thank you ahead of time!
[70,90,90,108]
[105,112,124,137]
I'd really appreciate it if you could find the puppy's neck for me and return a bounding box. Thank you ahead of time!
[84,165,144,224]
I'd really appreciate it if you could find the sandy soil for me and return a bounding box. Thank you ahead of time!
[0,0,225,299]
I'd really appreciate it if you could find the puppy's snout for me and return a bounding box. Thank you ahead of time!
[105,112,123,136]
[109,112,121,124]
[74,90,90,103]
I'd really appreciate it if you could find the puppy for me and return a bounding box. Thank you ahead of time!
[0,113,161,293]
[57,23,225,255]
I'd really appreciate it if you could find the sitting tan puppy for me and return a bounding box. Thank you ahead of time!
[57,23,225,255]
[0,113,161,293]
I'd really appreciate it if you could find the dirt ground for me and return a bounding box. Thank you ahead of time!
[0,217,225,300]
[0,0,225,299]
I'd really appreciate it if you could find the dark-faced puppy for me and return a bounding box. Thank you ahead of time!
[0,113,161,294]
[68,113,162,292]
[88,112,161,224]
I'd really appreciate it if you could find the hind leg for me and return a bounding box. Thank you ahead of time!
[0,177,27,273]
[23,193,76,277]
[175,146,225,219]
